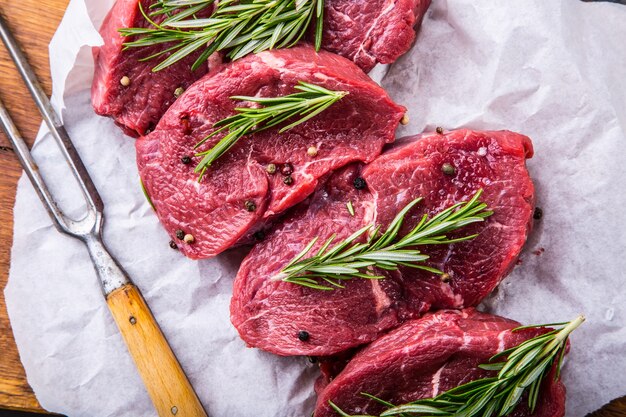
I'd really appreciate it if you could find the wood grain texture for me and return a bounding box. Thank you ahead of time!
[106,285,208,417]
[0,0,68,413]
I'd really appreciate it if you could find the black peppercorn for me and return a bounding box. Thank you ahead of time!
[298,330,310,341]
[353,177,366,190]
[442,163,456,176]
[253,230,266,241]
[283,175,294,185]
[281,163,294,176]
[533,207,543,220]
[436,126,444,134]
[181,156,191,164]
[175,229,185,240]
[244,200,257,212]
[169,240,178,249]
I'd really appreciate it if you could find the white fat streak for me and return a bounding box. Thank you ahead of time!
[354,0,396,62]
[430,365,446,397]
[497,329,508,352]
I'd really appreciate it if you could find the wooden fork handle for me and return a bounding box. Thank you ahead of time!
[106,284,208,417]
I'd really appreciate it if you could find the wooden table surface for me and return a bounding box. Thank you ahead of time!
[0,0,69,413]
[0,0,624,415]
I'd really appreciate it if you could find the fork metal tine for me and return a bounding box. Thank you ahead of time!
[0,14,102,236]
[0,97,75,233]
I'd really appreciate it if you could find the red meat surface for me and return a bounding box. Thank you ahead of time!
[231,129,535,356]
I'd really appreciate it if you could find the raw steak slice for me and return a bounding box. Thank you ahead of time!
[92,0,213,137]
[314,309,566,417]
[321,0,431,72]
[231,129,535,356]
[136,45,405,259]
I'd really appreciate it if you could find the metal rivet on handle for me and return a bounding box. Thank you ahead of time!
[129,316,137,325]
[171,406,178,415]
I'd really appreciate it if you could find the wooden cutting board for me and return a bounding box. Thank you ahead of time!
[0,0,624,415]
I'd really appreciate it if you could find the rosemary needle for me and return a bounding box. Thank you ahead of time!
[273,189,493,290]
[120,0,325,72]
[193,81,347,179]
[329,316,585,417]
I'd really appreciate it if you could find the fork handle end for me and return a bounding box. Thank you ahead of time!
[106,284,208,417]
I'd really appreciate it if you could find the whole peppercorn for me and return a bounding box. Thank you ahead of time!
[353,177,366,190]
[181,156,192,164]
[436,126,444,134]
[253,230,266,241]
[281,163,294,176]
[440,273,452,283]
[400,114,410,125]
[183,234,195,244]
[244,200,257,212]
[283,176,294,185]
[174,87,185,98]
[298,330,310,341]
[169,240,178,250]
[175,229,185,240]
[266,163,277,174]
[307,146,318,157]
[533,207,543,220]
[442,163,456,176]
[120,76,131,87]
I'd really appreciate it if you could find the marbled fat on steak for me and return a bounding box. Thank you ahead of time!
[231,129,535,356]
[136,45,405,259]
[321,0,431,72]
[92,0,214,137]
[93,0,428,135]
[314,309,566,417]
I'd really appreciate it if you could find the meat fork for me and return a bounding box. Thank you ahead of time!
[0,15,208,417]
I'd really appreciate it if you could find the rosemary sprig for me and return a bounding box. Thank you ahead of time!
[120,0,325,72]
[330,316,585,417]
[193,81,347,179]
[148,0,215,20]
[272,190,493,290]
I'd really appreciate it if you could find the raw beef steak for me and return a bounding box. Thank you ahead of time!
[92,0,214,137]
[314,309,566,417]
[136,45,405,259]
[231,129,535,356]
[321,0,431,72]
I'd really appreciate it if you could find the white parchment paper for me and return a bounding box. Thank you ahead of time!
[5,1,626,416]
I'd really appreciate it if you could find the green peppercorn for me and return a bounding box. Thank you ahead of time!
[442,163,456,176]
[266,163,277,174]
[283,176,294,185]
